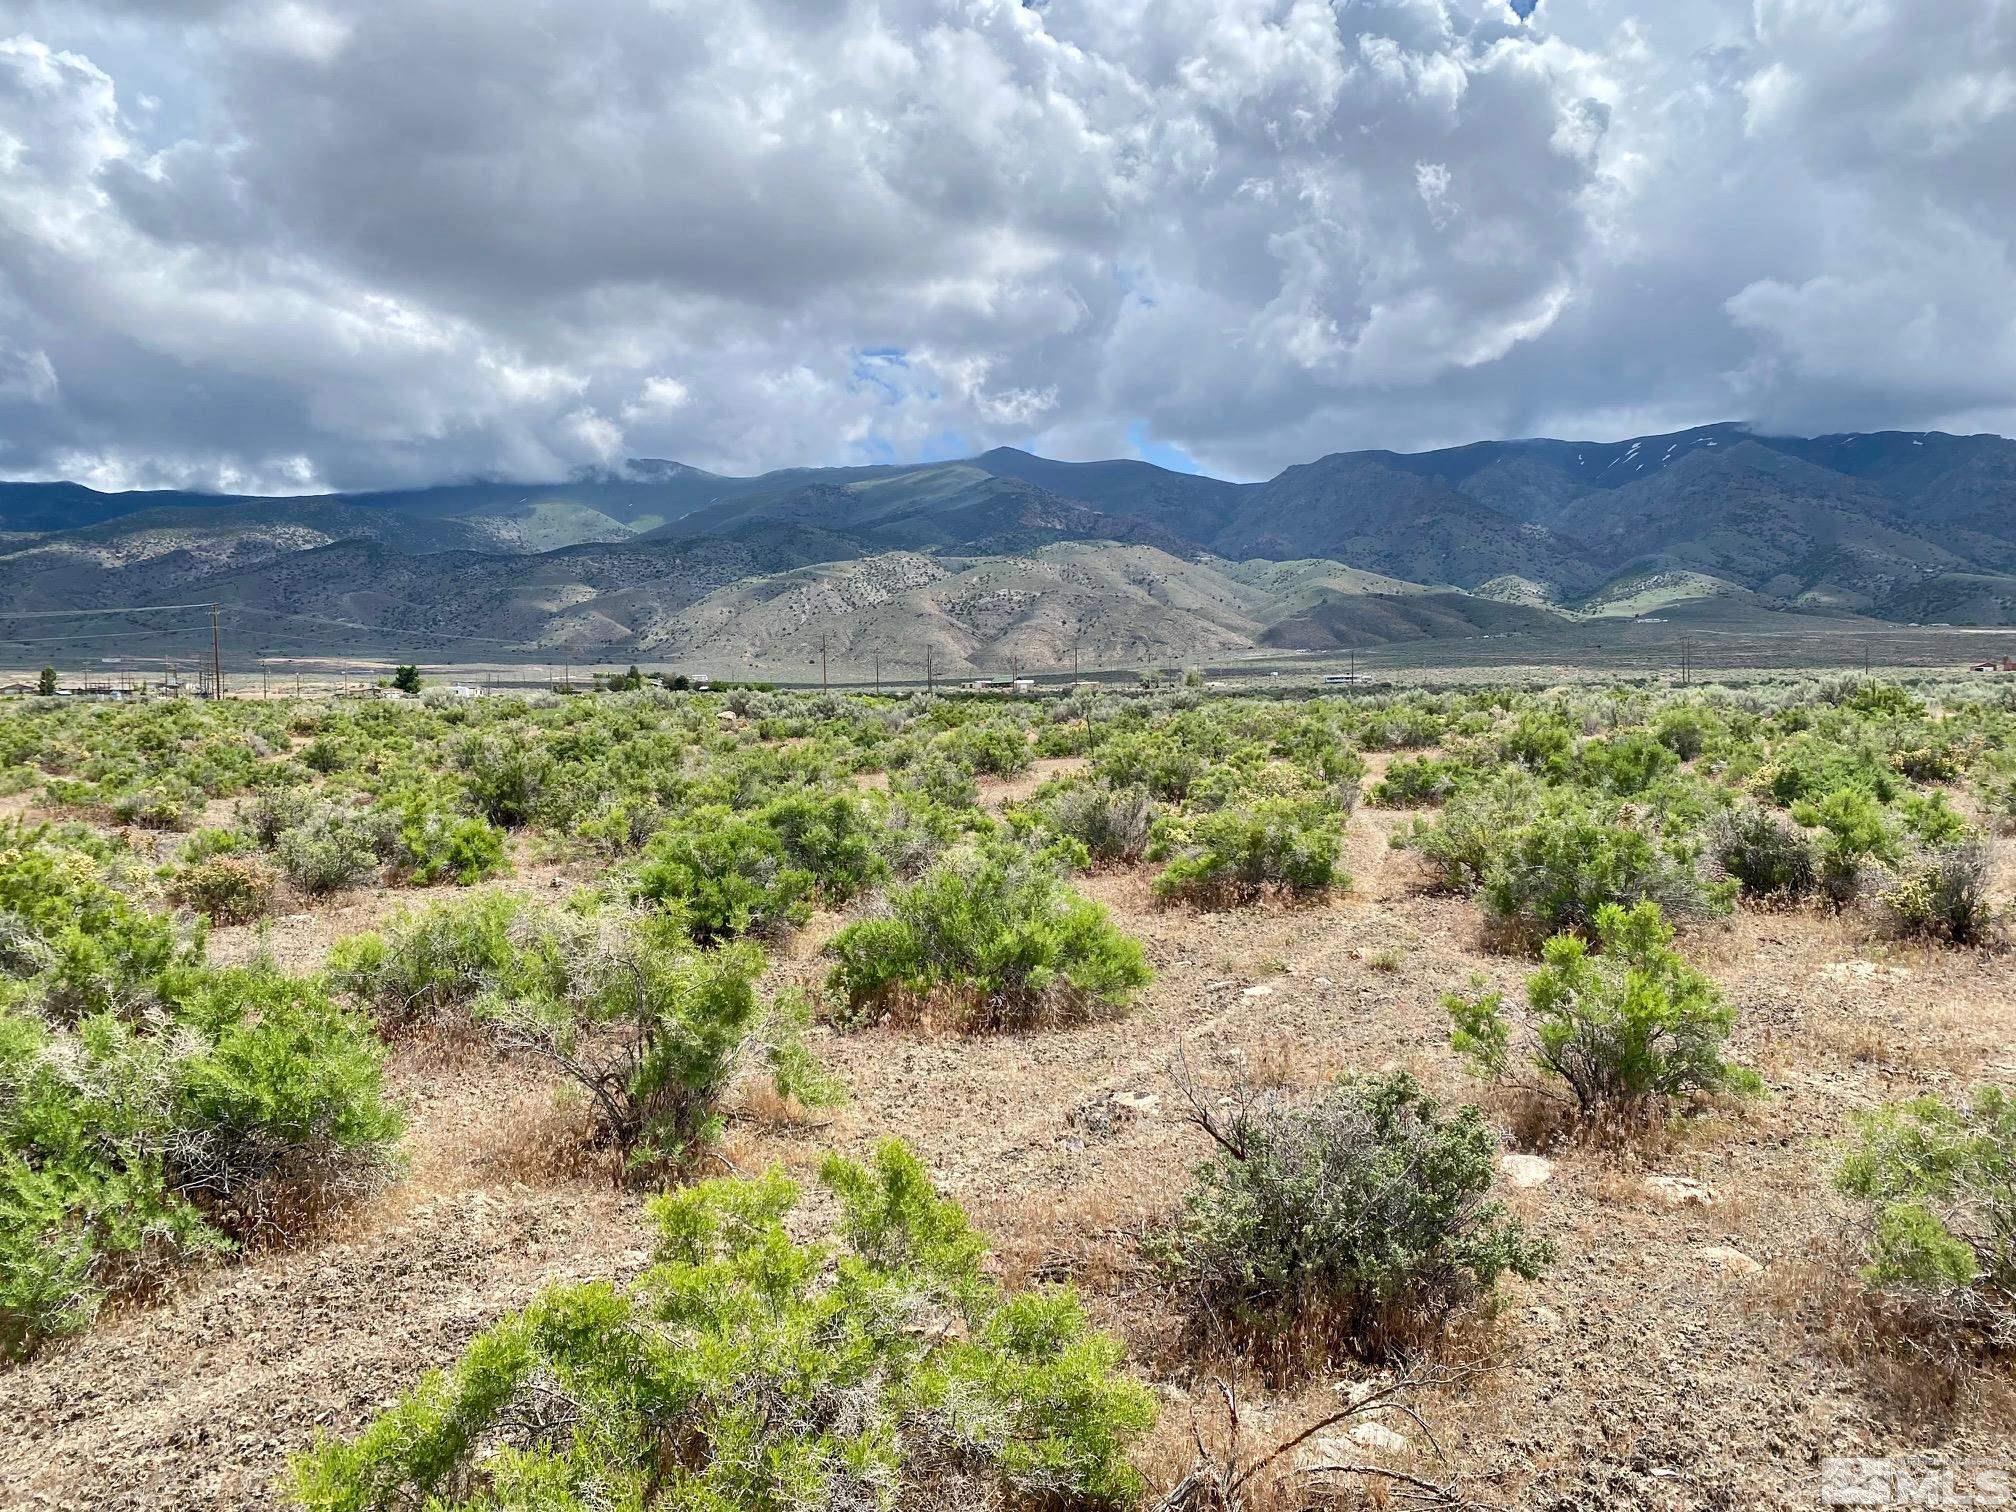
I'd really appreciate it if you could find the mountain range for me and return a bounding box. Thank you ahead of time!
[1,422,2011,675]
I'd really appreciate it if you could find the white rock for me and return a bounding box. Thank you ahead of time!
[1499,1153,1554,1189]
[1110,1090,1160,1116]
[1299,1423,1411,1468]
[1699,1244,1762,1277]
[1241,983,1275,997]
[1348,1422,1412,1454]
[1643,1174,1716,1208]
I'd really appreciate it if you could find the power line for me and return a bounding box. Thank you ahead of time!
[223,605,532,647]
[0,628,216,646]
[0,602,221,619]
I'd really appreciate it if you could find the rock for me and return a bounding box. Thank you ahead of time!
[1643,1175,1716,1208]
[1299,1423,1410,1468]
[1699,1244,1763,1277]
[1314,975,1333,987]
[1241,983,1275,997]
[1349,1422,1412,1454]
[1499,1153,1554,1189]
[1070,1089,1159,1137]
[1528,1304,1564,1330]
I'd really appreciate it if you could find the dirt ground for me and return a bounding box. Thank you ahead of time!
[6,761,2016,1510]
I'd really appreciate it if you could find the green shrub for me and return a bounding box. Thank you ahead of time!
[290,1142,1154,1512]
[1653,706,1719,762]
[1,961,399,1360]
[1876,839,2001,946]
[631,794,881,942]
[334,895,826,1170]
[1502,710,1574,770]
[1151,797,1346,908]
[168,856,277,924]
[1366,754,1476,808]
[327,890,567,1028]
[478,916,778,1171]
[1897,790,1970,845]
[1793,788,1898,905]
[894,750,982,810]
[1836,1088,2016,1345]
[1763,737,1899,808]
[827,843,1150,1031]
[0,827,191,1016]
[182,826,253,862]
[1028,782,1157,865]
[1709,803,1817,900]
[1092,731,1205,801]
[1155,1071,1550,1369]
[1398,773,1540,893]
[940,719,1034,778]
[1477,803,1733,945]
[453,732,552,828]
[1574,732,1679,796]
[392,801,508,886]
[1447,901,1758,1124]
[272,803,398,896]
[160,967,404,1239]
[759,791,888,905]
[634,806,815,942]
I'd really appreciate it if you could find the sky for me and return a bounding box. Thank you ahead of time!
[0,0,2009,493]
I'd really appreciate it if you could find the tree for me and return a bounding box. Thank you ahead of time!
[390,664,422,694]
[35,667,55,696]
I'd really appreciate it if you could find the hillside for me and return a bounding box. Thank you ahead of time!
[0,422,2010,669]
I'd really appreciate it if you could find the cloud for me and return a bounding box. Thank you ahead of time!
[0,0,2005,493]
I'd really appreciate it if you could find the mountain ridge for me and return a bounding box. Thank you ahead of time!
[1,422,2011,669]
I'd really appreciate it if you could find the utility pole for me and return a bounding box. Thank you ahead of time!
[261,656,269,700]
[819,633,829,693]
[873,652,881,694]
[210,603,223,701]
[926,646,935,693]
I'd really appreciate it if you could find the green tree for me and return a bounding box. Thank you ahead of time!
[35,667,55,697]
[389,664,422,695]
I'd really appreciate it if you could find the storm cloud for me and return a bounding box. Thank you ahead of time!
[0,0,2008,492]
